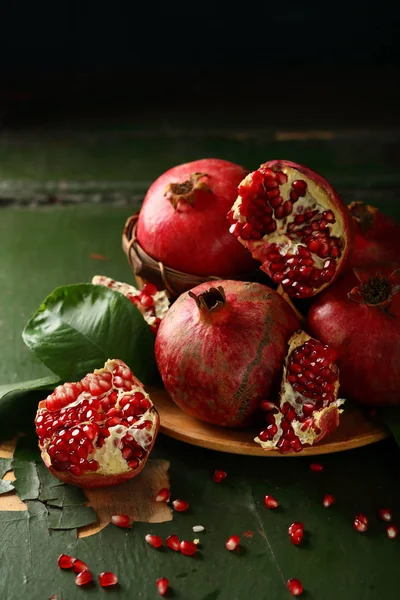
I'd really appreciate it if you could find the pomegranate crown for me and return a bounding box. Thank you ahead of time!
[164,172,211,210]
[348,268,400,315]
[188,285,226,313]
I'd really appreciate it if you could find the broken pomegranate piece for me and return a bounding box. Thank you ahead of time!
[92,275,170,334]
[229,160,353,298]
[255,331,345,454]
[35,359,159,488]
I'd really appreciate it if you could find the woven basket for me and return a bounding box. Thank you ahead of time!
[122,213,266,298]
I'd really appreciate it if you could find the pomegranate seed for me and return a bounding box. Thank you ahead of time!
[192,525,205,533]
[180,540,197,556]
[212,469,227,483]
[386,524,398,539]
[99,572,118,587]
[288,522,304,536]
[155,487,171,502]
[57,554,75,569]
[264,495,279,509]
[156,577,169,596]
[353,514,368,533]
[172,499,189,512]
[145,534,163,548]
[111,514,131,528]
[225,535,240,551]
[322,494,335,508]
[378,508,392,522]
[75,570,92,586]
[310,462,323,472]
[72,559,89,573]
[290,529,304,545]
[166,534,180,551]
[287,578,303,596]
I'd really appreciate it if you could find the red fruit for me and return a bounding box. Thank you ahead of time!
[353,514,368,533]
[386,525,398,539]
[35,359,159,488]
[310,462,324,472]
[180,540,197,556]
[75,570,92,586]
[229,159,354,298]
[156,577,169,596]
[322,494,336,508]
[255,331,344,454]
[288,522,304,536]
[72,559,89,574]
[166,534,181,551]
[264,495,279,509]
[172,499,189,512]
[213,469,227,483]
[136,158,256,277]
[57,554,74,569]
[92,275,169,334]
[99,572,118,587]
[308,265,400,406]
[111,514,131,528]
[378,508,392,522]
[155,280,300,427]
[290,529,304,546]
[349,201,400,268]
[287,578,303,596]
[155,487,171,502]
[225,535,240,550]
[145,534,163,548]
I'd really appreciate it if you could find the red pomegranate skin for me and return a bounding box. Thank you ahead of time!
[307,266,400,406]
[350,205,400,268]
[137,158,256,277]
[155,280,300,427]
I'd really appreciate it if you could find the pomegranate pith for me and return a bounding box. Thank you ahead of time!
[99,572,118,587]
[155,280,299,427]
[229,159,353,298]
[35,359,159,488]
[256,331,344,454]
[156,577,169,596]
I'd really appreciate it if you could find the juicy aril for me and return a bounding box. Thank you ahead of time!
[92,275,169,334]
[155,280,300,427]
[308,266,400,406]
[35,359,159,488]
[255,330,344,453]
[228,160,354,298]
[136,158,256,277]
[349,201,400,268]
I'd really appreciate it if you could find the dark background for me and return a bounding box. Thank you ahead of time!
[0,1,399,128]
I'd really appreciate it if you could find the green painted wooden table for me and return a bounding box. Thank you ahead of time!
[0,120,399,600]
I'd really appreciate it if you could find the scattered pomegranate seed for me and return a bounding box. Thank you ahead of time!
[353,514,368,533]
[386,524,398,539]
[288,522,304,535]
[287,578,303,596]
[166,534,180,551]
[310,462,324,472]
[378,508,392,522]
[111,514,131,528]
[57,554,75,569]
[180,540,197,556]
[145,534,163,548]
[288,523,304,545]
[172,499,189,512]
[225,535,240,551]
[212,469,227,483]
[264,495,279,509]
[155,487,171,502]
[72,559,89,573]
[322,494,335,508]
[99,572,118,587]
[75,570,92,586]
[156,577,169,596]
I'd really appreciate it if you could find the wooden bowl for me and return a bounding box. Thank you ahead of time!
[122,213,266,298]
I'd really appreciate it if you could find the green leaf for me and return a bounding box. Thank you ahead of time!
[380,408,400,447]
[0,458,14,495]
[22,284,156,384]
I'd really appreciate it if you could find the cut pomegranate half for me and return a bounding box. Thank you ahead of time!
[255,330,344,454]
[35,359,159,488]
[92,276,170,334]
[229,160,353,298]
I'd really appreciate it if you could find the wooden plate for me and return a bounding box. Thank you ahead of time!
[149,385,389,457]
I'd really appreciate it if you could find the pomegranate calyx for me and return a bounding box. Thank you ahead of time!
[188,286,226,314]
[348,201,378,234]
[349,269,400,313]
[164,172,211,209]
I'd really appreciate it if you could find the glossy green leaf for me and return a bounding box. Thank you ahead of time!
[22,284,156,384]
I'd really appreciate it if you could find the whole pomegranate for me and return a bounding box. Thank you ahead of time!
[136,158,256,277]
[92,275,170,334]
[255,330,344,454]
[155,280,300,427]
[228,160,354,298]
[349,201,400,268]
[35,359,159,488]
[308,266,400,406]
